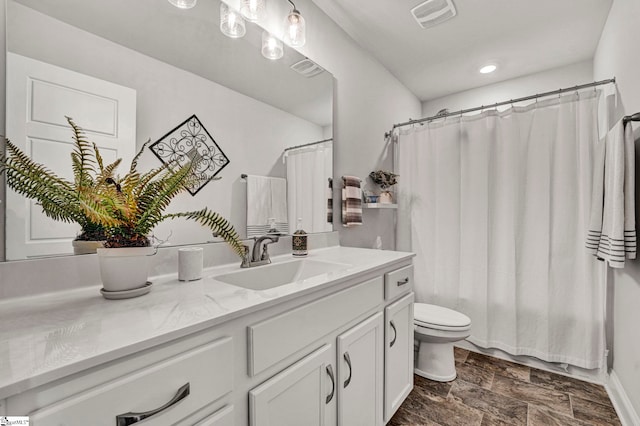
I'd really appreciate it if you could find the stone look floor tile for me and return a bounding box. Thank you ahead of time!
[528,405,591,426]
[571,395,622,426]
[530,368,611,407]
[454,346,469,363]
[491,374,572,415]
[455,361,494,389]
[449,380,528,425]
[390,350,621,425]
[465,351,531,382]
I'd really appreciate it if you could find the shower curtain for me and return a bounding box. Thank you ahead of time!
[285,141,333,233]
[396,93,606,369]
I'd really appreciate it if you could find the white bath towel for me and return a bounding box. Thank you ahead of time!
[586,119,636,267]
[246,175,289,237]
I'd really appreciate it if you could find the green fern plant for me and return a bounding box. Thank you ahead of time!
[0,117,244,257]
[0,116,122,242]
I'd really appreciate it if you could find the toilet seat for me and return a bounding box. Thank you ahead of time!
[414,303,471,331]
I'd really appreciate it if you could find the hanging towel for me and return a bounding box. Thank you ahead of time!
[246,175,289,237]
[327,178,333,224]
[586,119,636,267]
[342,176,362,227]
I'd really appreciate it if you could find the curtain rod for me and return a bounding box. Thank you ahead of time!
[284,138,333,152]
[387,78,616,135]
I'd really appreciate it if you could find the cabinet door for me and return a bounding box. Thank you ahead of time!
[384,292,415,423]
[249,344,336,426]
[337,312,384,426]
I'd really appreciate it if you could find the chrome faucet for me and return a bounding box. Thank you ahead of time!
[241,235,280,268]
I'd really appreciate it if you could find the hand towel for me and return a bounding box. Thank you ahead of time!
[327,177,333,224]
[586,119,636,267]
[342,176,362,227]
[246,175,289,237]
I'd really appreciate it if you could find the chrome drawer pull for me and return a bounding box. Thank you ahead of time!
[326,364,335,404]
[116,382,190,426]
[390,320,397,347]
[397,277,410,286]
[343,352,352,388]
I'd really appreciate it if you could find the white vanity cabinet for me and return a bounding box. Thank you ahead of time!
[7,333,234,426]
[249,344,336,426]
[384,293,415,423]
[2,248,415,426]
[337,312,384,426]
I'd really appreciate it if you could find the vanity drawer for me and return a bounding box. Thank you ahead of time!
[248,276,383,376]
[385,265,413,301]
[27,337,233,426]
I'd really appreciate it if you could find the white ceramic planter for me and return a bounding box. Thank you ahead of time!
[72,240,105,255]
[97,247,156,292]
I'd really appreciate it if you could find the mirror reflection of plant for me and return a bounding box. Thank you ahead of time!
[0,117,244,257]
[0,116,123,243]
[368,170,398,190]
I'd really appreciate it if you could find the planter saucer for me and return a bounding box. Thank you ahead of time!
[100,282,152,300]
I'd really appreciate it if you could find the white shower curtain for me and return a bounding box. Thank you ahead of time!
[285,141,333,233]
[397,93,606,369]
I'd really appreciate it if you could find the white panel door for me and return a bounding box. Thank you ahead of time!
[249,344,336,426]
[384,292,415,423]
[5,52,136,260]
[336,312,384,426]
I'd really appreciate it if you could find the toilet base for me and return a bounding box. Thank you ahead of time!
[414,366,456,382]
[414,340,457,382]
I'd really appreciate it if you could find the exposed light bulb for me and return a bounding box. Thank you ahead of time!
[168,0,197,9]
[261,31,283,60]
[220,3,246,38]
[480,64,497,74]
[241,0,266,22]
[284,7,305,47]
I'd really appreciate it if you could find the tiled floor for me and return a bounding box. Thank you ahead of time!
[389,348,621,426]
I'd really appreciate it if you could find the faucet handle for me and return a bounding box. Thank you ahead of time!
[260,237,279,261]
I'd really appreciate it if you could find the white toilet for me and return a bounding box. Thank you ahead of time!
[414,303,472,382]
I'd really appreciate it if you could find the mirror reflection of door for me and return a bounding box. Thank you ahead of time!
[285,140,333,234]
[5,53,136,260]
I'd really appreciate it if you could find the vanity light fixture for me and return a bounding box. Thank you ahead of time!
[262,31,284,60]
[241,0,266,22]
[479,64,497,74]
[167,0,197,9]
[220,3,246,38]
[283,0,306,47]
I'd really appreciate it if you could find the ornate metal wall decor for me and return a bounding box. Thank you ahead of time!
[149,114,230,195]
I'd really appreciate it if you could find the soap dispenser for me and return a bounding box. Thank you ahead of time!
[292,218,308,257]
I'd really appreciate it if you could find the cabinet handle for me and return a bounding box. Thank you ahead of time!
[390,320,397,347]
[326,364,335,404]
[343,352,352,388]
[116,382,190,426]
[397,277,410,286]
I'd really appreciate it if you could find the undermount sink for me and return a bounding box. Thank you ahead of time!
[214,259,350,291]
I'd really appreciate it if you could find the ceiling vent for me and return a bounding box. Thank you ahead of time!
[411,0,457,29]
[290,58,325,78]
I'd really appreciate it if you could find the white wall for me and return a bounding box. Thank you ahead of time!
[7,2,324,245]
[594,0,640,419]
[273,0,422,250]
[423,60,594,116]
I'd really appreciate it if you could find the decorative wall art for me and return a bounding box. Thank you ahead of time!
[149,114,230,195]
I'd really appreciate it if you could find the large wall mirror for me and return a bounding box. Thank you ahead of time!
[3,0,334,261]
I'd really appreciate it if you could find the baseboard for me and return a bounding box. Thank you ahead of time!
[607,370,640,426]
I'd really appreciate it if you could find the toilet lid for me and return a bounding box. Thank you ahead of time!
[414,303,471,328]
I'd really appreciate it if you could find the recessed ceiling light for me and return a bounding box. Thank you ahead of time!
[479,64,497,74]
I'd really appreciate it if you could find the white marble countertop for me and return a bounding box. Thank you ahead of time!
[0,246,413,400]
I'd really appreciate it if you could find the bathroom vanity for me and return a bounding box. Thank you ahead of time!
[0,246,415,425]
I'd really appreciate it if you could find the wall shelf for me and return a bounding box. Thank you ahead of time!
[363,203,398,209]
